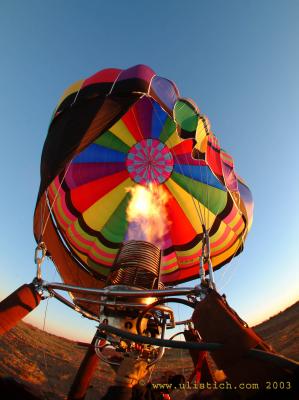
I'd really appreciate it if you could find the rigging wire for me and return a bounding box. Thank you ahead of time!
[40,161,72,239]
[41,267,57,400]
[171,100,206,225]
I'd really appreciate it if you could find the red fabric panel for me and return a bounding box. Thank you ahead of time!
[171,140,194,155]
[82,68,121,88]
[207,136,223,180]
[122,106,145,142]
[71,170,129,213]
[164,186,197,245]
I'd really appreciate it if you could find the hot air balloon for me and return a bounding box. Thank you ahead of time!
[1,65,297,400]
[33,64,253,293]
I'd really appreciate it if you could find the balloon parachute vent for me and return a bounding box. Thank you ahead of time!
[107,240,163,290]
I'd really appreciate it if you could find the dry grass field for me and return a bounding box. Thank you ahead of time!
[0,301,298,399]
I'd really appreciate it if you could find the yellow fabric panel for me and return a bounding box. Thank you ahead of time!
[109,119,137,148]
[48,181,72,227]
[87,259,111,277]
[235,220,245,236]
[227,210,242,230]
[161,264,179,275]
[66,219,119,257]
[221,151,233,164]
[239,197,252,230]
[82,177,132,231]
[194,134,208,154]
[165,178,217,233]
[55,196,72,227]
[79,229,119,255]
[175,241,202,258]
[195,117,209,144]
[70,243,88,264]
[89,244,117,263]
[211,238,242,265]
[230,192,241,209]
[161,256,178,267]
[178,256,199,267]
[210,221,227,243]
[212,231,235,253]
[165,130,181,149]
[56,80,84,109]
[70,245,110,276]
[66,220,93,251]
[165,178,203,233]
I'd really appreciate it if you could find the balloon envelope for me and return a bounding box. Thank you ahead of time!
[34,65,253,299]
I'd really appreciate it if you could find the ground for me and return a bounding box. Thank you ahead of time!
[0,301,298,399]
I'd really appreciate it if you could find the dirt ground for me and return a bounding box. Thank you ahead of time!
[0,301,298,399]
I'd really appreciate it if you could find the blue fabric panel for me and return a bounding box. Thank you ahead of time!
[173,164,225,190]
[73,144,127,164]
[151,100,168,139]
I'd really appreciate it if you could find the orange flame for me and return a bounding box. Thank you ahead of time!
[126,184,170,247]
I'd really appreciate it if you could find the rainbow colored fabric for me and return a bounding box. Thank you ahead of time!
[34,65,253,292]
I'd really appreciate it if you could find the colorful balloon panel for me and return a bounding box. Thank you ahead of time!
[34,65,253,293]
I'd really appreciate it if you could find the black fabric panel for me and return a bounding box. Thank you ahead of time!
[112,78,150,94]
[209,193,233,237]
[39,96,106,196]
[55,92,78,113]
[36,94,141,204]
[76,82,114,101]
[177,126,197,139]
[62,186,121,249]
[162,232,204,256]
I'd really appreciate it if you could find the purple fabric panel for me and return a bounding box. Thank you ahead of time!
[238,179,254,220]
[134,97,153,139]
[161,231,173,250]
[173,153,203,166]
[117,64,155,83]
[221,161,238,192]
[150,76,179,112]
[65,162,126,189]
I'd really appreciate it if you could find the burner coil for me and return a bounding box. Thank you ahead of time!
[107,240,163,290]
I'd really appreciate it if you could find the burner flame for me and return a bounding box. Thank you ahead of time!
[126,184,170,247]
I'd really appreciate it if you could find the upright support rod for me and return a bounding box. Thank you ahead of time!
[202,225,216,290]
[68,333,100,400]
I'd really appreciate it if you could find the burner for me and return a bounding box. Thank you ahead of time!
[107,240,163,290]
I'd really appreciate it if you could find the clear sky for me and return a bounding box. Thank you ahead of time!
[0,0,298,342]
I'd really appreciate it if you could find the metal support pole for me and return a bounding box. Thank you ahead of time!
[68,333,99,400]
[202,225,216,290]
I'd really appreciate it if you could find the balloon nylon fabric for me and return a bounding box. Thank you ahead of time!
[34,65,253,306]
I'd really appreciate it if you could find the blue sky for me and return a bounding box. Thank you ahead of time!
[0,0,298,341]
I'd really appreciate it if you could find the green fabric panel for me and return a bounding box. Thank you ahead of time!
[159,117,177,143]
[87,259,111,277]
[74,223,118,255]
[94,130,130,153]
[101,193,130,242]
[171,171,227,215]
[174,101,198,132]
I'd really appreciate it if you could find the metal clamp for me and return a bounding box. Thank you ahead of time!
[201,225,216,290]
[34,242,47,280]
